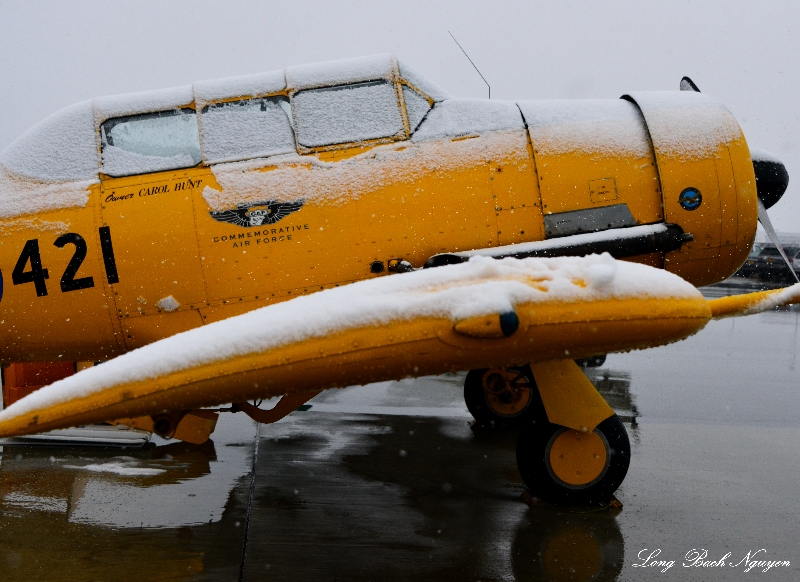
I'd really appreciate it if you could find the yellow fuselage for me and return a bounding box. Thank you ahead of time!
[0,96,757,363]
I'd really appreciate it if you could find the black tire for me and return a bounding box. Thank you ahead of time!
[464,367,545,430]
[575,354,607,368]
[516,414,630,506]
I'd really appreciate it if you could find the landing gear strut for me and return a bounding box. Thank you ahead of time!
[466,359,631,505]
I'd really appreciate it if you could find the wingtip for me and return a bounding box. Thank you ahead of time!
[708,284,800,319]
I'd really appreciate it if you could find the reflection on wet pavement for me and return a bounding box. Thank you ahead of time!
[1,415,257,581]
[1,281,799,581]
[243,413,627,581]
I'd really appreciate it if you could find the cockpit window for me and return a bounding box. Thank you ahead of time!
[402,85,432,134]
[200,96,295,164]
[100,109,201,177]
[292,80,404,148]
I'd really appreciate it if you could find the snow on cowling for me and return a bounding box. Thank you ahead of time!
[0,254,702,422]
[519,99,651,158]
[625,91,743,160]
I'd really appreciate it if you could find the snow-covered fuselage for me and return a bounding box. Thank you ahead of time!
[0,54,757,363]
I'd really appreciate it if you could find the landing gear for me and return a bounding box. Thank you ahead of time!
[468,359,630,506]
[464,367,543,429]
[516,414,630,506]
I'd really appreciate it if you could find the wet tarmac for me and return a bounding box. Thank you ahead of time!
[2,281,800,581]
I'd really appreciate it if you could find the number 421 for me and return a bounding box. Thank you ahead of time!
[11,228,119,298]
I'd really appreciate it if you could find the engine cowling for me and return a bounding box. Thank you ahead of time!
[623,91,758,287]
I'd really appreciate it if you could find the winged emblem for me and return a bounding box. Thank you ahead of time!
[209,200,304,227]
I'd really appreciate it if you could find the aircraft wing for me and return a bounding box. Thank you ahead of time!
[0,255,798,440]
[706,285,800,318]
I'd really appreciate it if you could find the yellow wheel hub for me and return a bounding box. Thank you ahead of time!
[482,368,532,416]
[548,429,608,487]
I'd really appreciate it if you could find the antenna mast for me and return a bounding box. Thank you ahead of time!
[448,31,491,99]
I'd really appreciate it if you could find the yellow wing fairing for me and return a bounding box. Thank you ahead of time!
[453,311,519,339]
[0,255,710,439]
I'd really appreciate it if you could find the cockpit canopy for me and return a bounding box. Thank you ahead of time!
[0,54,451,182]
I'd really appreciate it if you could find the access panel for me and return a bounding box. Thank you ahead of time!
[99,168,210,334]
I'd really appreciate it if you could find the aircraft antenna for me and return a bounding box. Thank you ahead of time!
[448,31,491,99]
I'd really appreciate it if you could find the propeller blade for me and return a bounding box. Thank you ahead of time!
[680,76,701,92]
[752,149,790,210]
[757,197,800,283]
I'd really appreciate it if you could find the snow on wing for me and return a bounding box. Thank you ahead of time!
[0,256,716,439]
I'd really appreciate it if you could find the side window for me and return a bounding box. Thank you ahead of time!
[100,109,201,177]
[402,85,432,134]
[200,96,296,164]
[292,80,404,148]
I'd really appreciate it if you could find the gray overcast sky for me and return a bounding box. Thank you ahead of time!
[1,0,799,229]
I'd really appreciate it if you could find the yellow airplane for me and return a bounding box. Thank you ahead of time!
[0,54,797,506]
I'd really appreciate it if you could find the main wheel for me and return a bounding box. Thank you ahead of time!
[464,366,543,429]
[516,414,630,506]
